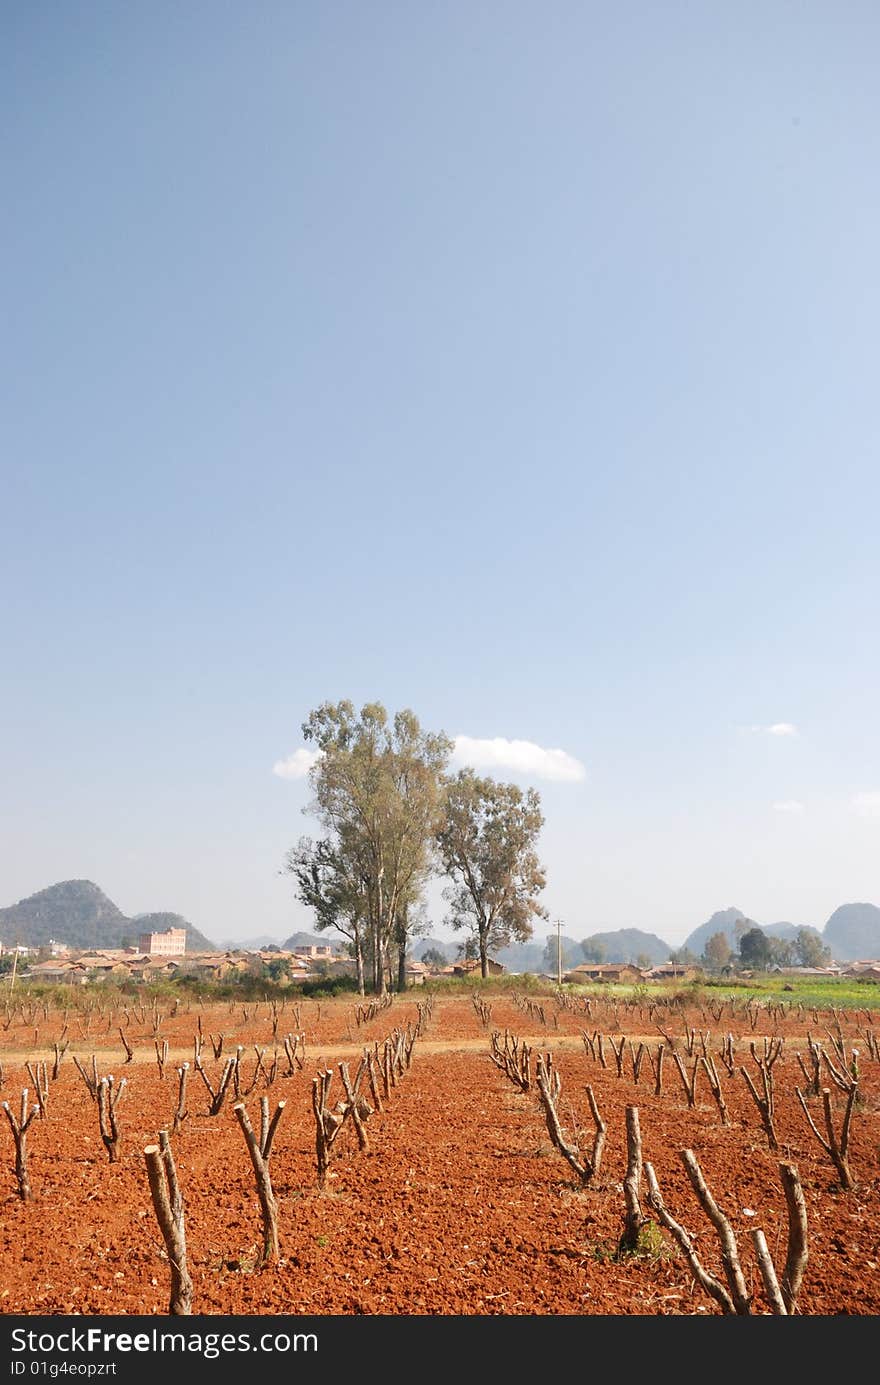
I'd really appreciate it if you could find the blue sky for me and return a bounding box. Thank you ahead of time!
[3,3,879,949]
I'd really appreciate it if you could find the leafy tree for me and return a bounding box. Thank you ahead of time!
[668,946,698,966]
[457,935,480,962]
[283,835,369,994]
[794,927,832,968]
[265,957,292,983]
[738,926,772,970]
[581,937,607,964]
[435,770,548,980]
[702,931,732,971]
[390,897,433,993]
[734,916,758,945]
[420,947,447,969]
[767,936,795,968]
[541,933,579,976]
[300,701,452,995]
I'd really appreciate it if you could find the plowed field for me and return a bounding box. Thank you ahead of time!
[1,989,877,1316]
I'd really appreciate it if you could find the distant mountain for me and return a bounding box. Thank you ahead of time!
[581,929,672,966]
[281,929,348,952]
[683,908,763,958]
[0,881,217,952]
[823,903,880,963]
[419,902,880,971]
[413,937,458,963]
[494,939,546,973]
[682,904,879,964]
[763,922,812,940]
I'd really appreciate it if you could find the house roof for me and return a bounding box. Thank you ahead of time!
[452,958,505,974]
[568,962,643,975]
[647,963,698,975]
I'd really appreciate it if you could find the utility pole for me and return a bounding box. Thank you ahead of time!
[555,918,563,986]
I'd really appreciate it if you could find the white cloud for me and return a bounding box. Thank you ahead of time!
[746,722,798,737]
[452,735,586,783]
[853,792,880,818]
[773,800,805,815]
[272,748,321,780]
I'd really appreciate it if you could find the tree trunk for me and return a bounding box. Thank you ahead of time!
[619,1105,647,1252]
[396,935,407,993]
[354,927,365,997]
[779,1160,809,1312]
[144,1135,192,1315]
[233,1101,282,1265]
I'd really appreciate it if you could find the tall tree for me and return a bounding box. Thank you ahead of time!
[768,936,795,968]
[794,927,832,968]
[435,770,548,980]
[541,933,579,975]
[282,836,368,995]
[738,926,772,970]
[300,701,452,995]
[702,931,732,971]
[581,937,607,964]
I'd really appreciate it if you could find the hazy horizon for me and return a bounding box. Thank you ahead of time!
[0,873,862,954]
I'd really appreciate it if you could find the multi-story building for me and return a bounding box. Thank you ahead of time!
[138,926,187,956]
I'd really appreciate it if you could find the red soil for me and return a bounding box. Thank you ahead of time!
[0,991,878,1316]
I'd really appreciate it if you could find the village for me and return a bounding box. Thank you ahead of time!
[4,924,877,991]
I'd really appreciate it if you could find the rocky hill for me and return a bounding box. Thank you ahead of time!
[419,902,880,972]
[822,903,880,963]
[682,904,878,963]
[281,929,343,952]
[0,881,217,952]
[682,908,763,958]
[580,928,672,965]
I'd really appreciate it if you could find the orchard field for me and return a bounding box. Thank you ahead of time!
[1,983,878,1316]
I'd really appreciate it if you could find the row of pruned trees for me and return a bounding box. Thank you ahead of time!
[577,1021,865,1190]
[145,1000,433,1313]
[2,997,435,1316]
[489,1020,871,1314]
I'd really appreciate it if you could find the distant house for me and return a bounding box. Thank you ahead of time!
[403,960,429,986]
[189,951,258,979]
[564,963,644,985]
[124,955,176,982]
[84,958,130,980]
[188,956,238,981]
[28,960,89,985]
[645,963,702,982]
[843,961,880,982]
[452,958,506,977]
[292,944,335,960]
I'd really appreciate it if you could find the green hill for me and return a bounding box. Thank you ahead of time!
[580,928,672,965]
[0,881,217,953]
